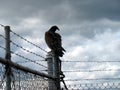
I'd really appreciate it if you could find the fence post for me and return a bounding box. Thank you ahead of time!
[46,51,61,90]
[4,26,11,90]
[46,52,56,90]
[53,54,61,90]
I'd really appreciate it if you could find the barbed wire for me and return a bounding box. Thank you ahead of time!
[0,33,47,64]
[0,45,6,51]
[62,60,120,62]
[62,69,120,73]
[1,33,120,72]
[11,52,47,69]
[43,68,120,73]
[16,59,45,63]
[1,32,120,73]
[0,25,47,55]
[0,24,5,27]
[0,33,5,39]
[64,78,120,81]
[10,30,48,53]
[0,45,47,69]
[11,40,46,59]
[0,33,46,59]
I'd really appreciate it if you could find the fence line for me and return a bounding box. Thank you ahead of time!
[0,44,47,69]
[0,30,46,60]
[0,64,49,90]
[11,40,46,59]
[64,78,120,82]
[0,31,47,68]
[0,58,55,80]
[62,60,120,62]
[10,30,48,53]
[66,82,120,90]
[0,25,68,90]
[1,25,120,89]
[44,68,120,73]
[63,68,120,72]
[0,32,45,59]
[12,69,49,90]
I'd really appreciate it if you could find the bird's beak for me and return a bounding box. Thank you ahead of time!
[57,28,60,31]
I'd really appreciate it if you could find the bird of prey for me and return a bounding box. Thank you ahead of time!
[45,26,66,57]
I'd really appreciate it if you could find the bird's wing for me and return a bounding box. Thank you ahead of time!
[45,31,55,50]
[45,31,65,57]
[54,33,66,52]
[54,33,62,46]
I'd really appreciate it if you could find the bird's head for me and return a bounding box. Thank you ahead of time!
[49,26,60,32]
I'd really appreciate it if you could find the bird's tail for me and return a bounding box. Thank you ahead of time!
[55,48,65,57]
[62,47,66,52]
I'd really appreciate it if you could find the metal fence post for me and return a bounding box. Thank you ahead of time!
[53,53,61,90]
[46,52,56,90]
[4,26,11,90]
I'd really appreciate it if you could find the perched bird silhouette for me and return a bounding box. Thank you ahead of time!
[45,26,66,57]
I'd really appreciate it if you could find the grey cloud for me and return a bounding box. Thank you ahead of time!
[63,30,120,83]
[68,0,120,22]
[0,0,67,24]
[61,19,120,41]
[1,0,120,25]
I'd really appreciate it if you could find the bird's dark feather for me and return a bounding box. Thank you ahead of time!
[45,28,65,57]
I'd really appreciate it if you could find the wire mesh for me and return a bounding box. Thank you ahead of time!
[0,64,49,90]
[0,64,5,90]
[66,82,120,90]
[12,68,48,90]
[0,25,53,90]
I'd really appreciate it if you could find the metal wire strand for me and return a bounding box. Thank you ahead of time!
[11,40,46,59]
[65,78,120,81]
[63,69,120,73]
[16,59,45,63]
[10,30,48,53]
[67,82,120,89]
[0,45,47,69]
[0,33,6,39]
[0,33,46,64]
[62,60,120,62]
[0,24,5,27]
[0,33,46,59]
[0,33,47,68]
[11,51,47,69]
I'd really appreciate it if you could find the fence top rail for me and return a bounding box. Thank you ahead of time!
[0,57,56,80]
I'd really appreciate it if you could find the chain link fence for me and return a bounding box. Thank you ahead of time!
[12,68,48,90]
[0,63,49,90]
[0,25,57,90]
[66,82,120,90]
[1,25,120,90]
[0,64,5,90]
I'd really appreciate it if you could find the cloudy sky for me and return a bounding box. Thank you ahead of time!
[0,0,120,87]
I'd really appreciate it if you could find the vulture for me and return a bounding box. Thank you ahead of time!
[45,26,66,57]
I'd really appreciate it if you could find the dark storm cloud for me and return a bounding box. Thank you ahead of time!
[1,0,120,25]
[0,0,120,40]
[0,0,68,24]
[68,0,120,21]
